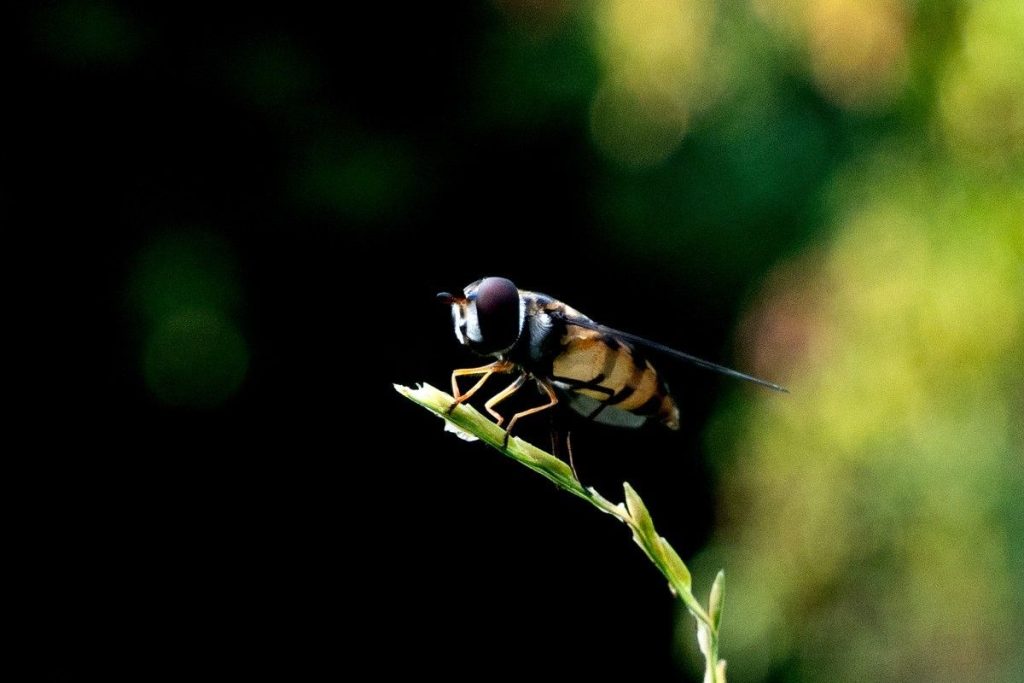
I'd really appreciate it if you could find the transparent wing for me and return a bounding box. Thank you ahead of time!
[551,310,788,393]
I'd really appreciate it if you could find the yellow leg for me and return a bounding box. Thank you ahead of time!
[448,360,514,414]
[483,374,528,426]
[500,379,560,449]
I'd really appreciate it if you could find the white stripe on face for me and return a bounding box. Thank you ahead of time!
[465,302,482,343]
[451,303,467,344]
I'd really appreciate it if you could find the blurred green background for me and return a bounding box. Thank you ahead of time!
[15,1,1022,681]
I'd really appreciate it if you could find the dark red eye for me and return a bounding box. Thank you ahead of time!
[474,277,520,352]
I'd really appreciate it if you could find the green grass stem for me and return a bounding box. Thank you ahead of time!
[395,383,727,682]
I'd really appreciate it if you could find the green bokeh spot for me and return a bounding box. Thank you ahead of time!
[131,231,241,325]
[37,0,143,66]
[474,9,597,129]
[143,310,249,409]
[227,35,320,108]
[291,138,419,223]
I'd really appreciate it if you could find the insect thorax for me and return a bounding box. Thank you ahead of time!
[500,292,565,376]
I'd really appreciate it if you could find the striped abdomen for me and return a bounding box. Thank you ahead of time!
[550,325,680,430]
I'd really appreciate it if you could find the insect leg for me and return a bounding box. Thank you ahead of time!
[549,416,561,459]
[546,412,583,482]
[483,374,528,426]
[448,361,514,414]
[500,380,560,449]
[566,431,580,483]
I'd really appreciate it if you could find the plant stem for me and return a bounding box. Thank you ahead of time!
[395,383,726,681]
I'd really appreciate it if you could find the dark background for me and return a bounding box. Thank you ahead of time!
[14,2,853,680]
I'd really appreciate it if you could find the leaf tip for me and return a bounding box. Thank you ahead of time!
[709,570,725,630]
[623,482,655,536]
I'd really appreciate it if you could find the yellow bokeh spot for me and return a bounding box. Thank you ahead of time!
[749,0,909,111]
[805,0,908,110]
[589,72,690,169]
[939,0,1024,166]
[699,153,1024,681]
[589,0,713,168]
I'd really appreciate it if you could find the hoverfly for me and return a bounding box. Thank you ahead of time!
[437,276,786,449]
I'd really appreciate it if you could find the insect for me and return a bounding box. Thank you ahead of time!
[437,276,786,449]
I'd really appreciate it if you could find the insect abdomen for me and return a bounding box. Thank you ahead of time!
[551,327,680,430]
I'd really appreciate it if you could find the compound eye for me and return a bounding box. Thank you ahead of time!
[473,277,520,351]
